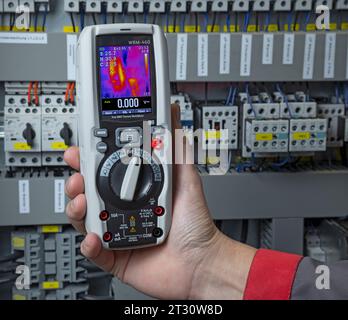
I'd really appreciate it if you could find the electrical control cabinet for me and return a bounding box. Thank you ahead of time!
[245,119,289,153]
[289,119,328,152]
[1,0,348,301]
[201,105,238,150]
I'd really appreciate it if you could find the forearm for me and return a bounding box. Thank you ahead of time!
[189,233,257,300]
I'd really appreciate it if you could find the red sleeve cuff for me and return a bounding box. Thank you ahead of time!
[243,249,303,300]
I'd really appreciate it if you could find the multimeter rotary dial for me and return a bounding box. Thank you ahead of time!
[97,148,164,211]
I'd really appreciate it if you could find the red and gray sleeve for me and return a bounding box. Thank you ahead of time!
[243,249,348,300]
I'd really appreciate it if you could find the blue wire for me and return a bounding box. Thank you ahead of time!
[265,11,271,32]
[80,7,85,30]
[226,87,233,105]
[335,85,340,104]
[231,87,237,106]
[204,12,209,32]
[304,11,311,30]
[243,12,250,32]
[34,11,38,31]
[103,7,107,24]
[42,3,48,31]
[271,156,291,167]
[165,11,169,32]
[144,8,147,23]
[343,84,348,110]
[226,13,231,32]
[276,83,293,118]
[286,11,293,31]
[180,13,186,32]
[246,83,257,118]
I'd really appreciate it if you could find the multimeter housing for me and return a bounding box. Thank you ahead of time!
[76,24,172,250]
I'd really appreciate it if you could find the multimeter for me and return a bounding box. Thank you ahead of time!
[76,24,172,250]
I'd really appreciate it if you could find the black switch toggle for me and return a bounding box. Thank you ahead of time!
[22,123,35,147]
[60,122,73,146]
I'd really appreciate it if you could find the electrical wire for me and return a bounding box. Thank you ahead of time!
[9,13,16,31]
[92,12,97,25]
[276,83,293,118]
[210,12,217,32]
[245,83,257,118]
[0,252,23,263]
[65,82,71,105]
[27,82,33,106]
[112,12,116,24]
[152,12,157,24]
[180,13,186,33]
[195,12,199,32]
[133,13,137,23]
[34,81,39,106]
[69,12,76,32]
[173,12,177,32]
[226,13,231,32]
[204,12,209,32]
[80,2,86,30]
[304,11,311,31]
[264,11,271,32]
[42,3,48,32]
[102,3,107,24]
[69,82,75,105]
[243,11,250,32]
[34,10,39,32]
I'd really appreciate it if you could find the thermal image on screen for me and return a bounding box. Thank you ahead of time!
[99,45,151,100]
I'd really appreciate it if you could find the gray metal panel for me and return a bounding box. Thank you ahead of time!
[1,169,348,226]
[0,33,68,81]
[201,170,348,219]
[0,173,69,226]
[1,32,347,81]
[272,218,304,255]
[167,32,348,82]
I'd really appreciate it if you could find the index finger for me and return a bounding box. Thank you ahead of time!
[64,146,80,171]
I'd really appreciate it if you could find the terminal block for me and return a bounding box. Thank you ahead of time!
[149,0,165,12]
[294,0,313,11]
[11,231,45,284]
[4,95,42,167]
[273,0,292,11]
[85,0,101,12]
[64,0,79,12]
[170,94,193,131]
[12,288,45,300]
[343,117,348,142]
[56,231,86,283]
[318,104,345,147]
[41,95,78,166]
[289,118,328,152]
[201,105,238,150]
[3,0,19,12]
[245,119,289,154]
[211,0,229,12]
[190,0,208,12]
[170,0,188,12]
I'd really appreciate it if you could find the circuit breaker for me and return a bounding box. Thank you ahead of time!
[170,94,193,131]
[4,95,42,167]
[289,119,328,152]
[245,119,289,153]
[41,95,78,166]
[201,105,238,150]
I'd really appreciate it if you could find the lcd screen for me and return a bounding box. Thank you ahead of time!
[98,44,152,116]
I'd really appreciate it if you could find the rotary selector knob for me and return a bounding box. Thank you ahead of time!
[97,148,164,211]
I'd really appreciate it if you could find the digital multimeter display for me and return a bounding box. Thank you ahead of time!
[98,44,152,116]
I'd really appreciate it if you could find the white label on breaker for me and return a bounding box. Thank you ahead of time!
[54,179,65,213]
[18,180,30,214]
[324,33,336,79]
[197,34,208,77]
[0,32,47,44]
[219,33,231,74]
[176,34,188,80]
[240,34,252,77]
[303,33,316,80]
[282,33,295,65]
[262,34,274,65]
[66,34,77,81]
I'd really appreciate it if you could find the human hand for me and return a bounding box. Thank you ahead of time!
[64,105,256,299]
